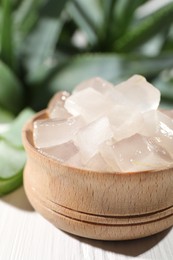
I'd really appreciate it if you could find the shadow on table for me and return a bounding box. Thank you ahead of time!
[69,228,171,257]
[1,186,34,212]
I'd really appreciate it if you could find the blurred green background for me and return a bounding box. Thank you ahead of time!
[0,0,173,195]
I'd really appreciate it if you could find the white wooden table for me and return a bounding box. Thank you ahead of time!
[0,186,172,260]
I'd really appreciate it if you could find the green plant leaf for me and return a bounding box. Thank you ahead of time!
[161,25,173,52]
[0,170,23,196]
[23,0,69,84]
[99,0,117,21]
[46,53,173,93]
[67,0,102,44]
[114,0,149,32]
[138,32,168,56]
[0,108,14,123]
[115,2,173,52]
[1,0,14,69]
[0,140,26,179]
[98,0,117,45]
[98,0,150,46]
[12,0,23,9]
[153,72,173,102]
[14,0,42,49]
[0,60,23,114]
[0,108,34,148]
[0,108,34,196]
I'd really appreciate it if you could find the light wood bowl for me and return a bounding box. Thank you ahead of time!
[22,110,173,240]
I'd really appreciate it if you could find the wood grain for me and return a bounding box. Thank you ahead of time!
[22,110,173,240]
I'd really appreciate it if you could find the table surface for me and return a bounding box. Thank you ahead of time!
[0,187,172,260]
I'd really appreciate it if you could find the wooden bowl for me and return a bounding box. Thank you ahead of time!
[22,110,173,240]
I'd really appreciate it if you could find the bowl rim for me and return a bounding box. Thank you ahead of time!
[22,109,173,177]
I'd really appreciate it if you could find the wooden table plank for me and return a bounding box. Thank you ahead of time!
[0,187,172,260]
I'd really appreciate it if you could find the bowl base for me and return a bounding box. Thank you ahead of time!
[24,173,173,240]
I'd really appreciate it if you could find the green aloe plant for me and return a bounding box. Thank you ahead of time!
[0,0,173,195]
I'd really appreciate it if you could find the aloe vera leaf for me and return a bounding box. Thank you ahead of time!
[1,0,14,69]
[161,24,173,52]
[0,108,14,123]
[0,60,23,114]
[23,0,69,83]
[153,73,173,101]
[0,170,23,196]
[98,0,117,43]
[14,0,41,28]
[45,53,173,93]
[67,0,102,44]
[99,0,117,20]
[14,0,42,48]
[0,108,34,148]
[0,108,34,196]
[0,140,26,179]
[115,2,173,51]
[114,0,149,31]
